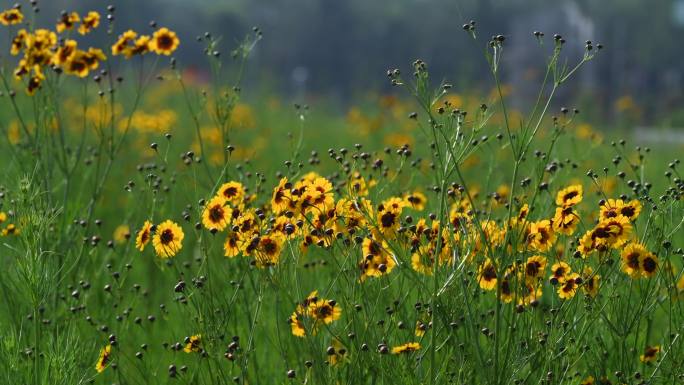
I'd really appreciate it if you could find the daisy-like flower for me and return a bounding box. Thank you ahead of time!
[0,8,23,26]
[524,255,547,282]
[218,181,245,205]
[550,261,571,284]
[113,225,131,244]
[78,11,100,35]
[150,27,180,55]
[639,345,660,363]
[95,344,112,373]
[112,30,137,56]
[301,177,335,213]
[202,196,231,231]
[359,238,396,281]
[404,191,427,211]
[621,242,653,278]
[56,11,80,33]
[64,48,105,78]
[526,220,556,252]
[580,376,595,385]
[557,272,581,299]
[10,29,27,55]
[1,223,19,236]
[289,291,341,337]
[600,198,642,221]
[376,198,404,236]
[223,231,242,257]
[152,220,184,258]
[252,233,285,267]
[639,249,658,278]
[135,220,152,251]
[130,35,151,56]
[391,342,421,354]
[52,40,78,66]
[551,206,579,235]
[183,335,202,353]
[289,313,306,337]
[271,177,292,214]
[555,185,583,207]
[477,258,498,290]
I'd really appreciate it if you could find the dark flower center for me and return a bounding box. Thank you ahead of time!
[160,229,174,244]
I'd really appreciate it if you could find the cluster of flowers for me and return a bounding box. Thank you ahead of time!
[0,7,179,95]
[129,171,681,346]
[0,211,19,236]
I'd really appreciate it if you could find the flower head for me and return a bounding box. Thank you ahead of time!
[95,344,112,373]
[150,27,180,55]
[0,8,23,26]
[152,220,184,258]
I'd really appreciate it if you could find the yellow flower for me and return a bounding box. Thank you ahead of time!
[10,29,27,55]
[404,191,427,211]
[113,225,130,244]
[639,249,658,278]
[359,238,396,281]
[524,255,547,282]
[2,223,19,236]
[550,261,571,284]
[78,11,100,35]
[477,258,498,290]
[580,376,595,385]
[95,344,112,373]
[56,11,80,33]
[152,220,184,258]
[621,242,657,279]
[131,35,151,56]
[0,8,23,26]
[639,345,660,363]
[600,199,641,222]
[526,220,556,252]
[218,181,245,205]
[112,30,137,56]
[223,231,242,258]
[52,40,78,66]
[271,177,293,214]
[391,342,421,354]
[551,207,579,236]
[252,234,286,267]
[183,335,202,353]
[202,196,231,231]
[150,27,180,55]
[555,185,583,207]
[135,220,152,251]
[289,291,341,337]
[557,272,581,299]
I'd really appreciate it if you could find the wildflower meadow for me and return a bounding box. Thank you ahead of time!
[0,3,683,385]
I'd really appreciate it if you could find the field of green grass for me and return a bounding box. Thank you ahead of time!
[1,5,684,385]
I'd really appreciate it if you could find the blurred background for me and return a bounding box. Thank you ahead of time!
[30,0,684,130]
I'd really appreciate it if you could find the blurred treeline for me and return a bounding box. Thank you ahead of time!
[25,0,684,124]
